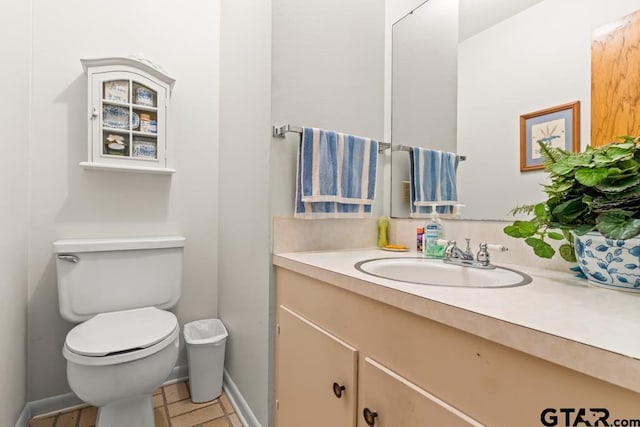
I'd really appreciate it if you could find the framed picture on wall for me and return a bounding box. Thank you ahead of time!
[520,101,580,172]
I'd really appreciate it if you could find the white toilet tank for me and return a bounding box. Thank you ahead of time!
[53,236,185,322]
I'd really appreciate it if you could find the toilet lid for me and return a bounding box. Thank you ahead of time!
[65,307,178,357]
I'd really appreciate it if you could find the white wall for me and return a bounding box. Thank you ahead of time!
[458,0,544,41]
[218,0,272,425]
[0,0,30,424]
[270,0,386,218]
[458,0,640,220]
[27,0,220,400]
[215,2,387,425]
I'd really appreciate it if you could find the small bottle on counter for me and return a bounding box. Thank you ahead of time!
[377,217,389,248]
[416,227,424,253]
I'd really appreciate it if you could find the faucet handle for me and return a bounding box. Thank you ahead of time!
[444,240,457,258]
[463,238,473,258]
[476,243,508,267]
[476,243,490,266]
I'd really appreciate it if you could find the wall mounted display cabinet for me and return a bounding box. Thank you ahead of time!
[80,57,176,174]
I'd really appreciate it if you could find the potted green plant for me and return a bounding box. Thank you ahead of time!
[504,136,640,291]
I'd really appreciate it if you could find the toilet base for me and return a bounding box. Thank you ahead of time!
[96,395,154,427]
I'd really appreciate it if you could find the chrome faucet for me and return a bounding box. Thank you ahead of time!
[444,239,506,269]
[444,240,474,261]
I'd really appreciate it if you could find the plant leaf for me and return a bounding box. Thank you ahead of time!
[571,224,595,235]
[552,198,588,222]
[508,204,537,216]
[565,153,593,167]
[575,167,609,187]
[551,162,575,176]
[525,237,555,258]
[559,244,576,262]
[595,175,640,193]
[547,232,564,240]
[603,146,635,162]
[596,213,640,240]
[504,221,538,238]
[534,203,547,218]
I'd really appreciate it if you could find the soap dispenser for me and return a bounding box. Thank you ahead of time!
[423,210,445,258]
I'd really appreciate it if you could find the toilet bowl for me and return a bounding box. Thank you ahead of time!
[63,307,179,427]
[54,236,185,427]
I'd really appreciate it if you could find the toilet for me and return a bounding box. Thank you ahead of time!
[53,236,186,427]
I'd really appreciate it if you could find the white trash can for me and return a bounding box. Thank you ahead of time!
[184,319,228,403]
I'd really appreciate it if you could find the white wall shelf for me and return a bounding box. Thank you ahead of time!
[79,161,176,175]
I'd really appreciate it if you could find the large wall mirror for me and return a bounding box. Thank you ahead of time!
[390,0,639,220]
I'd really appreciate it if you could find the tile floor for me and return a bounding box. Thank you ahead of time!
[28,381,243,427]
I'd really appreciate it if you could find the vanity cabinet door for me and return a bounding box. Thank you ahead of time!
[275,305,358,427]
[359,357,483,427]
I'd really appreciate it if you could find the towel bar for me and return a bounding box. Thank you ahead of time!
[393,144,466,161]
[272,124,391,153]
[272,125,465,159]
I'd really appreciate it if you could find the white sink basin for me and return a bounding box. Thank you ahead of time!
[355,257,531,288]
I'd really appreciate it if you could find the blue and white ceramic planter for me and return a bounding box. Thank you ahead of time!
[574,232,640,292]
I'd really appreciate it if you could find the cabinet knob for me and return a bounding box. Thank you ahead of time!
[332,382,346,399]
[363,408,378,426]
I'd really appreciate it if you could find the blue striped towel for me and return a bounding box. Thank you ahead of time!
[295,127,378,218]
[409,147,460,217]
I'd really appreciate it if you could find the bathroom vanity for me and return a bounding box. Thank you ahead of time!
[273,249,640,427]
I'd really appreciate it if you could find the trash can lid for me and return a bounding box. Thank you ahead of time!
[66,307,178,356]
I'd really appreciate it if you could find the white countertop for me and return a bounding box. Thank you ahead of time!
[273,248,640,393]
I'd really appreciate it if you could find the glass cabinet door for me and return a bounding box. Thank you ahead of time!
[93,72,165,166]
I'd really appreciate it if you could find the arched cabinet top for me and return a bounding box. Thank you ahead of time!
[81,56,176,92]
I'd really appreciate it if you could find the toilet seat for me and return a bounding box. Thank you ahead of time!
[63,307,179,367]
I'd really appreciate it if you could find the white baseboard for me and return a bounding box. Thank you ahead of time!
[163,363,189,385]
[14,404,31,427]
[223,369,262,427]
[28,392,85,420]
[18,365,260,427]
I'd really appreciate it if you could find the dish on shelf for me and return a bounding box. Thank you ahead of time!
[103,106,139,129]
[106,142,126,156]
[133,137,157,159]
[135,86,155,106]
[131,111,140,130]
[104,80,129,103]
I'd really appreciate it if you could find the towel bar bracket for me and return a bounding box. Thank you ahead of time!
[272,125,285,137]
[273,124,302,138]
